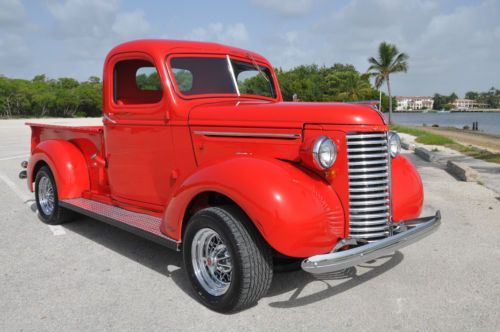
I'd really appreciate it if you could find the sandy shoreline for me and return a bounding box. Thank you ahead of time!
[411,126,500,153]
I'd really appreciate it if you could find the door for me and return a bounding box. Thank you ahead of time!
[103,53,173,210]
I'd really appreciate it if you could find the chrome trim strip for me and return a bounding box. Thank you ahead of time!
[348,153,388,159]
[349,166,388,173]
[349,212,389,219]
[350,206,390,213]
[348,179,389,186]
[350,231,389,238]
[349,225,390,232]
[349,186,388,193]
[347,133,387,139]
[349,172,389,179]
[349,198,389,206]
[193,131,301,139]
[301,211,441,274]
[348,160,388,166]
[348,146,388,152]
[387,131,394,235]
[226,55,240,96]
[349,192,389,199]
[347,139,387,146]
[350,219,390,226]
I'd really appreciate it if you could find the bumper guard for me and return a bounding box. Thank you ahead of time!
[301,211,441,274]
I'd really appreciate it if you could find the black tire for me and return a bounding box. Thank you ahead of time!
[34,166,74,225]
[183,206,273,312]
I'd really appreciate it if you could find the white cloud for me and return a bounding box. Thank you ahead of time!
[186,22,249,44]
[0,0,30,68]
[47,0,119,38]
[112,10,151,38]
[0,0,498,96]
[250,0,320,17]
[306,0,500,95]
[43,0,153,78]
[264,30,313,69]
[0,0,25,27]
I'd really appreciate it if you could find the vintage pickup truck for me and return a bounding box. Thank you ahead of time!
[21,40,440,312]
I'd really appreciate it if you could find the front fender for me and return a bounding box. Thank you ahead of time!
[391,155,424,221]
[28,139,90,199]
[162,157,345,258]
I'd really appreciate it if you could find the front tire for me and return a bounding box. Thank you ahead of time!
[35,166,74,225]
[183,206,273,312]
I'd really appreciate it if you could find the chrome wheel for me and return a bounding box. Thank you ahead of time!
[191,228,232,296]
[38,176,55,216]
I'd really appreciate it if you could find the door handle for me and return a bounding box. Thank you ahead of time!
[103,113,117,124]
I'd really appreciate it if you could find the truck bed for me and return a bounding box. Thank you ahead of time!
[27,122,104,155]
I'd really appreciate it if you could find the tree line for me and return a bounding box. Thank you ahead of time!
[0,74,102,118]
[2,64,497,119]
[0,65,394,118]
[432,88,500,110]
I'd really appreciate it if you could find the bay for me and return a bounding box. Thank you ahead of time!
[391,112,500,135]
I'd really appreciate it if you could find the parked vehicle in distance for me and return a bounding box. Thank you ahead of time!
[21,40,440,312]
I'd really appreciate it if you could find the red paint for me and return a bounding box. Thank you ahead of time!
[25,40,424,258]
[391,155,424,221]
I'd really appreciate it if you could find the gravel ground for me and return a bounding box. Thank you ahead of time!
[0,119,499,331]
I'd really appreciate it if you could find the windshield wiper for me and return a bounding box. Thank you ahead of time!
[246,52,270,83]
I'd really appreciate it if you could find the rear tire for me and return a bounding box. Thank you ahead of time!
[35,166,74,225]
[183,206,273,312]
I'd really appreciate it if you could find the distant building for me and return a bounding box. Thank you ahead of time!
[396,96,434,111]
[452,98,487,110]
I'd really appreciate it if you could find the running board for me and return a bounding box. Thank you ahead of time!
[60,198,180,251]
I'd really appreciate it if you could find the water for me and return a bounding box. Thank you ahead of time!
[392,112,500,136]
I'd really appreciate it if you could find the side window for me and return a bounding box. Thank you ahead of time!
[114,59,163,105]
[234,61,274,98]
[136,67,161,91]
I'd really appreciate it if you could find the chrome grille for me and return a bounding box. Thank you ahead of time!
[347,132,391,240]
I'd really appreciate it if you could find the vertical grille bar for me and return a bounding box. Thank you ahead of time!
[347,132,392,240]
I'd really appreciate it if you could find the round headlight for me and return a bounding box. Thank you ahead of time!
[388,131,401,158]
[313,136,337,169]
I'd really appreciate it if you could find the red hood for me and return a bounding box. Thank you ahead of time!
[188,100,386,128]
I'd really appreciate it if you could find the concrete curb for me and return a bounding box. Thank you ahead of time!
[401,141,415,151]
[415,147,435,162]
[446,160,478,182]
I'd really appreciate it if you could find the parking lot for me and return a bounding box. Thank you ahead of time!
[1,118,499,331]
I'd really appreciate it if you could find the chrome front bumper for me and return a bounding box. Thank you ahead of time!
[301,211,441,274]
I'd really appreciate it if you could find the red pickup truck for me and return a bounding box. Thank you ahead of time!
[21,40,440,312]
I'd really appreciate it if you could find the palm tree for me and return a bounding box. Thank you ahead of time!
[336,72,373,101]
[366,42,409,124]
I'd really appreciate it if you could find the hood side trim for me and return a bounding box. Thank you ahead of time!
[193,131,301,139]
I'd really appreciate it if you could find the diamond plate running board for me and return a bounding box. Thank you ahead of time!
[60,198,180,250]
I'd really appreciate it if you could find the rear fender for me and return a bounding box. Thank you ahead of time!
[28,139,90,199]
[162,157,345,258]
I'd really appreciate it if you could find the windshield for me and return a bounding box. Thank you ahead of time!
[169,56,276,99]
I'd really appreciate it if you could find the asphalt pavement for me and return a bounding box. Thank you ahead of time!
[0,118,499,331]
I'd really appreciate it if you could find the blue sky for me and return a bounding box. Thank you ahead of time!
[1,0,499,96]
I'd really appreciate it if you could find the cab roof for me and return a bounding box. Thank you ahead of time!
[107,39,269,63]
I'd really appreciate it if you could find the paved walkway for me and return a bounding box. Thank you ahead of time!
[399,133,500,195]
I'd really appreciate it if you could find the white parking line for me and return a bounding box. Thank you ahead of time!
[0,171,66,236]
[0,171,31,201]
[0,154,29,161]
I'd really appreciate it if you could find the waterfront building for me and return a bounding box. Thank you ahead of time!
[452,98,488,110]
[396,96,434,111]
